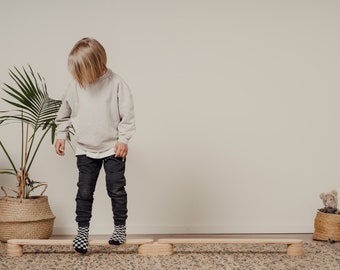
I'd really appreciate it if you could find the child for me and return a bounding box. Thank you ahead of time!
[54,37,136,254]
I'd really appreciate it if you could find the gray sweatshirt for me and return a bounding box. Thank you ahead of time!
[55,69,135,156]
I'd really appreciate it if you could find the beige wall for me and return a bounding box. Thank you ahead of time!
[0,0,339,235]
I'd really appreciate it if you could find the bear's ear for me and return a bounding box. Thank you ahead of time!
[330,190,337,196]
[320,193,325,199]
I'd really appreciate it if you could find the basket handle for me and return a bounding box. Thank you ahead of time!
[27,183,48,197]
[0,185,19,198]
[1,184,48,198]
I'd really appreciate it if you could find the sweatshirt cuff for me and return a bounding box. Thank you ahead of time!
[118,137,129,144]
[56,132,67,140]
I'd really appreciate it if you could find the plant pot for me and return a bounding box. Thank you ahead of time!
[313,210,340,242]
[0,196,55,242]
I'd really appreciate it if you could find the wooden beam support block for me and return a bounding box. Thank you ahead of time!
[7,242,23,257]
[6,238,154,257]
[287,242,304,256]
[158,238,304,256]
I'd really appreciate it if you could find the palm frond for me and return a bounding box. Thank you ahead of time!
[0,65,62,198]
[0,170,16,175]
[1,67,61,131]
[0,140,17,174]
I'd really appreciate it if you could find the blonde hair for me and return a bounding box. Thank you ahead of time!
[68,37,107,88]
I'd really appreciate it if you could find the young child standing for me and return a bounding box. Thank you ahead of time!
[54,37,136,254]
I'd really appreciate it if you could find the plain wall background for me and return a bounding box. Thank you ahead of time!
[0,0,339,235]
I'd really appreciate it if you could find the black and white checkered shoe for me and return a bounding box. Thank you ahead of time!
[73,226,89,254]
[108,225,126,245]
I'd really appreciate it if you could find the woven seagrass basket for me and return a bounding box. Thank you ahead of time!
[313,211,340,242]
[0,196,55,242]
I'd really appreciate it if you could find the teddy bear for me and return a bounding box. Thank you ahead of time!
[319,190,339,214]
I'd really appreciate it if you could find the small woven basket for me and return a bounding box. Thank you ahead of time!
[313,211,340,242]
[0,196,55,242]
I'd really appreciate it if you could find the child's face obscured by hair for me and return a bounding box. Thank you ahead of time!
[68,37,107,88]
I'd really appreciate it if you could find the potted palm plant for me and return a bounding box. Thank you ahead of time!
[0,66,61,242]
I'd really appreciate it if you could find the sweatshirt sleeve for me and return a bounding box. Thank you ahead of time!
[117,79,136,144]
[55,94,72,140]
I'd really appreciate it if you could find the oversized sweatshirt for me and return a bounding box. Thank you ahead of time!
[55,69,135,156]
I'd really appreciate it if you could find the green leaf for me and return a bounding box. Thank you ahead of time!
[0,170,16,175]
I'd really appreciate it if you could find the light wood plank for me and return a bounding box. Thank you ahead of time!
[7,238,153,246]
[158,238,303,244]
[138,242,173,256]
[157,238,304,256]
[7,238,154,257]
[6,237,304,257]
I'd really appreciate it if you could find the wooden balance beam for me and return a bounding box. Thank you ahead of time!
[138,238,304,256]
[7,237,304,257]
[7,238,154,257]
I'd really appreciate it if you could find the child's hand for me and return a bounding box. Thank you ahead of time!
[114,142,128,158]
[55,139,66,156]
